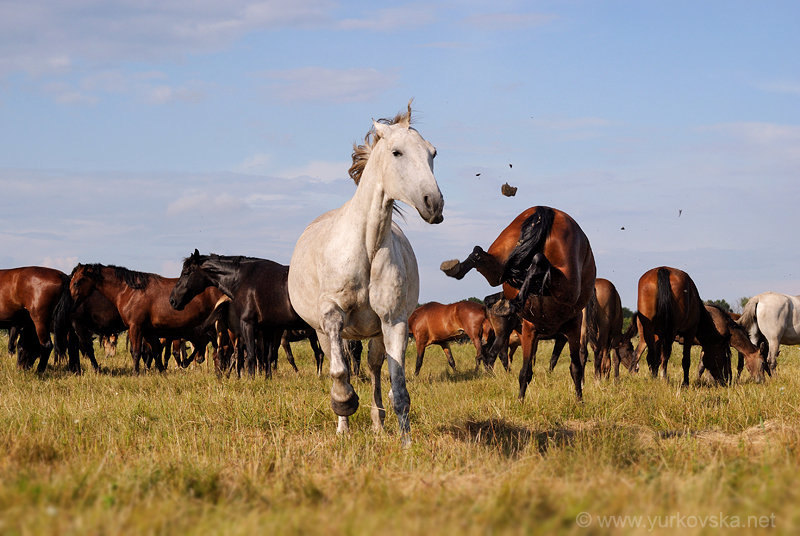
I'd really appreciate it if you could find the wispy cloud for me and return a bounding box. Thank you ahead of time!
[265,67,399,103]
[756,81,800,96]
[338,6,437,31]
[0,1,337,77]
[166,192,248,216]
[460,12,557,31]
[278,160,350,182]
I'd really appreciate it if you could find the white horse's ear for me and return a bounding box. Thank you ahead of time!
[373,120,390,138]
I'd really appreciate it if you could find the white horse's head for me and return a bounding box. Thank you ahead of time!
[350,103,444,224]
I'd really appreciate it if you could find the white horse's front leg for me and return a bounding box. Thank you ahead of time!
[382,321,411,445]
[320,303,359,424]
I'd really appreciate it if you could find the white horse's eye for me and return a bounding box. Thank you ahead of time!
[392,149,402,157]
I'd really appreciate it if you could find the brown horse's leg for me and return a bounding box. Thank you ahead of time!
[30,314,54,374]
[697,350,706,380]
[563,317,585,400]
[442,341,456,371]
[517,321,538,400]
[413,339,427,376]
[593,344,603,380]
[129,326,142,373]
[548,334,567,372]
[281,335,299,373]
[612,347,621,378]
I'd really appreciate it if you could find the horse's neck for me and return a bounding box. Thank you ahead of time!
[341,164,394,259]
[204,263,240,297]
[93,272,133,306]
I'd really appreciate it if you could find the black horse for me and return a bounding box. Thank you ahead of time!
[169,250,317,378]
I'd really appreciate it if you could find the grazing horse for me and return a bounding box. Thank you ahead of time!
[0,267,74,373]
[169,251,313,378]
[69,264,222,373]
[633,266,728,385]
[288,102,443,443]
[409,300,491,375]
[694,304,765,382]
[441,206,595,401]
[738,292,800,374]
[549,278,636,378]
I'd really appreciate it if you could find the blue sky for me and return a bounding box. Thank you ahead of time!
[1,1,798,309]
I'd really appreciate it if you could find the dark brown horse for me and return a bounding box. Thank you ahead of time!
[68,288,126,372]
[408,300,492,375]
[0,266,74,373]
[169,250,313,378]
[692,305,765,382]
[633,266,729,385]
[550,278,636,378]
[70,263,222,373]
[442,206,596,400]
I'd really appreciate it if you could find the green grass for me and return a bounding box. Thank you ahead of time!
[1,334,799,535]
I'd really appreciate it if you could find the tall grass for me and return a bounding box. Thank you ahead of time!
[0,333,798,535]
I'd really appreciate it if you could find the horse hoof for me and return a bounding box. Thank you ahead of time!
[440,259,462,278]
[331,392,359,417]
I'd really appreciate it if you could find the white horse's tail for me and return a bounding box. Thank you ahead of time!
[738,296,761,340]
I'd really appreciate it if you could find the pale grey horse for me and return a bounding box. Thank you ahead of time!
[288,102,443,444]
[738,292,800,373]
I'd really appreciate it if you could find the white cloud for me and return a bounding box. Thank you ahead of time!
[757,81,800,96]
[460,12,557,31]
[265,67,399,103]
[166,192,248,216]
[40,256,79,274]
[235,153,273,175]
[278,160,350,182]
[146,84,205,104]
[338,6,437,31]
[0,1,337,77]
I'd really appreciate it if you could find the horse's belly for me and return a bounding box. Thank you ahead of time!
[521,297,581,336]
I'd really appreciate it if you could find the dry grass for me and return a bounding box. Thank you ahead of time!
[1,333,799,535]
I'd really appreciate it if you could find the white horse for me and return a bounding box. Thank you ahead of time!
[738,292,800,373]
[288,102,443,444]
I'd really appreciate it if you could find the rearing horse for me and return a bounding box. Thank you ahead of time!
[288,102,443,443]
[441,206,596,401]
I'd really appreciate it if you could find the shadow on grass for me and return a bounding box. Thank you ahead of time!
[444,418,576,457]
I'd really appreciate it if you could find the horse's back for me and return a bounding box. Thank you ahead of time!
[755,292,800,344]
[0,266,66,317]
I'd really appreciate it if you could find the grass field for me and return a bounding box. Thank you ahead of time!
[1,333,798,535]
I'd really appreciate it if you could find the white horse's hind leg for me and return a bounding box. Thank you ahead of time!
[367,337,387,432]
[382,321,411,445]
[320,304,359,419]
[766,336,780,373]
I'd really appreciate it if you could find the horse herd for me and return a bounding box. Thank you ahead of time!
[2,102,798,444]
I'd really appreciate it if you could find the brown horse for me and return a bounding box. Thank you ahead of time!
[0,266,74,373]
[633,266,729,385]
[69,288,126,372]
[693,305,765,382]
[442,206,596,400]
[70,264,222,373]
[408,300,491,375]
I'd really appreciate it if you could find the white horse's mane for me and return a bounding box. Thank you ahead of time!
[348,100,413,185]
